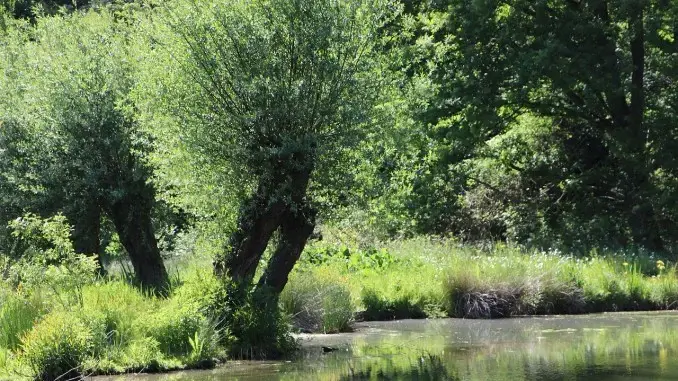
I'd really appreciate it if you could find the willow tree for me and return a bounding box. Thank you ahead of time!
[0,11,169,290]
[139,0,386,295]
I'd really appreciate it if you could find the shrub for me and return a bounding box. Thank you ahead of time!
[217,286,296,360]
[20,311,92,381]
[6,214,98,307]
[281,268,354,333]
[186,317,222,368]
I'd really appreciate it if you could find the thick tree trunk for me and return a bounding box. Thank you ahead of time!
[215,152,315,295]
[71,200,105,273]
[108,194,168,293]
[215,184,287,288]
[256,205,316,295]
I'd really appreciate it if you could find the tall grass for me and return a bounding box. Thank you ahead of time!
[287,236,678,322]
[281,267,354,333]
[4,229,678,378]
[0,275,229,379]
[0,289,46,350]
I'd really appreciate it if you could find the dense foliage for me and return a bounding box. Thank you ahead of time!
[3,0,678,378]
[360,0,678,253]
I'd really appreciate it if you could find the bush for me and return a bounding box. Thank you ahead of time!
[216,285,296,360]
[20,311,92,381]
[281,268,354,333]
[6,214,98,307]
[186,317,221,368]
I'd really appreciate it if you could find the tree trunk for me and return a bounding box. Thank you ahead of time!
[71,200,105,273]
[108,194,169,293]
[629,201,664,252]
[214,181,287,288]
[625,5,664,252]
[215,151,315,295]
[256,205,316,295]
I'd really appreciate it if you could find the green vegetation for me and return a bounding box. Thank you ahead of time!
[2,0,678,379]
[2,220,678,379]
[283,236,678,326]
[281,267,355,333]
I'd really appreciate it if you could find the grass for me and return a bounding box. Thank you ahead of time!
[285,235,678,324]
[280,267,354,333]
[0,269,230,380]
[0,288,46,351]
[4,227,678,379]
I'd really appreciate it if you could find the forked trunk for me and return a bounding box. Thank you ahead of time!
[216,155,314,296]
[256,205,316,295]
[215,184,287,288]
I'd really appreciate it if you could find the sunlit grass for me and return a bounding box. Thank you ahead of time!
[289,234,678,321]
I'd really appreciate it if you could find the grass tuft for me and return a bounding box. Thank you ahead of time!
[281,268,354,333]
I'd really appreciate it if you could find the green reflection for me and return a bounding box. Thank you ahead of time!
[98,313,678,381]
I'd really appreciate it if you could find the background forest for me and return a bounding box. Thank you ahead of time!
[2,0,678,380]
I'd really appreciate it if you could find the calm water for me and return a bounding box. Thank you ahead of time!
[96,312,678,380]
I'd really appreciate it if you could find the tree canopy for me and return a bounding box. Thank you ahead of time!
[2,0,678,300]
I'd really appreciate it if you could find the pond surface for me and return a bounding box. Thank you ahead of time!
[97,312,678,380]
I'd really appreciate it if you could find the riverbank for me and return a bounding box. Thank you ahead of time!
[2,237,677,379]
[95,313,678,380]
[281,236,678,333]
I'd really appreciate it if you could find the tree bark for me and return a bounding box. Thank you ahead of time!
[256,205,316,295]
[107,191,168,293]
[215,184,287,288]
[215,150,315,295]
[71,199,105,274]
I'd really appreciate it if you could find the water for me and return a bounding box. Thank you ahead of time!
[96,312,678,380]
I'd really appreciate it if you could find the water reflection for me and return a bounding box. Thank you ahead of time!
[338,355,456,380]
[96,312,678,381]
